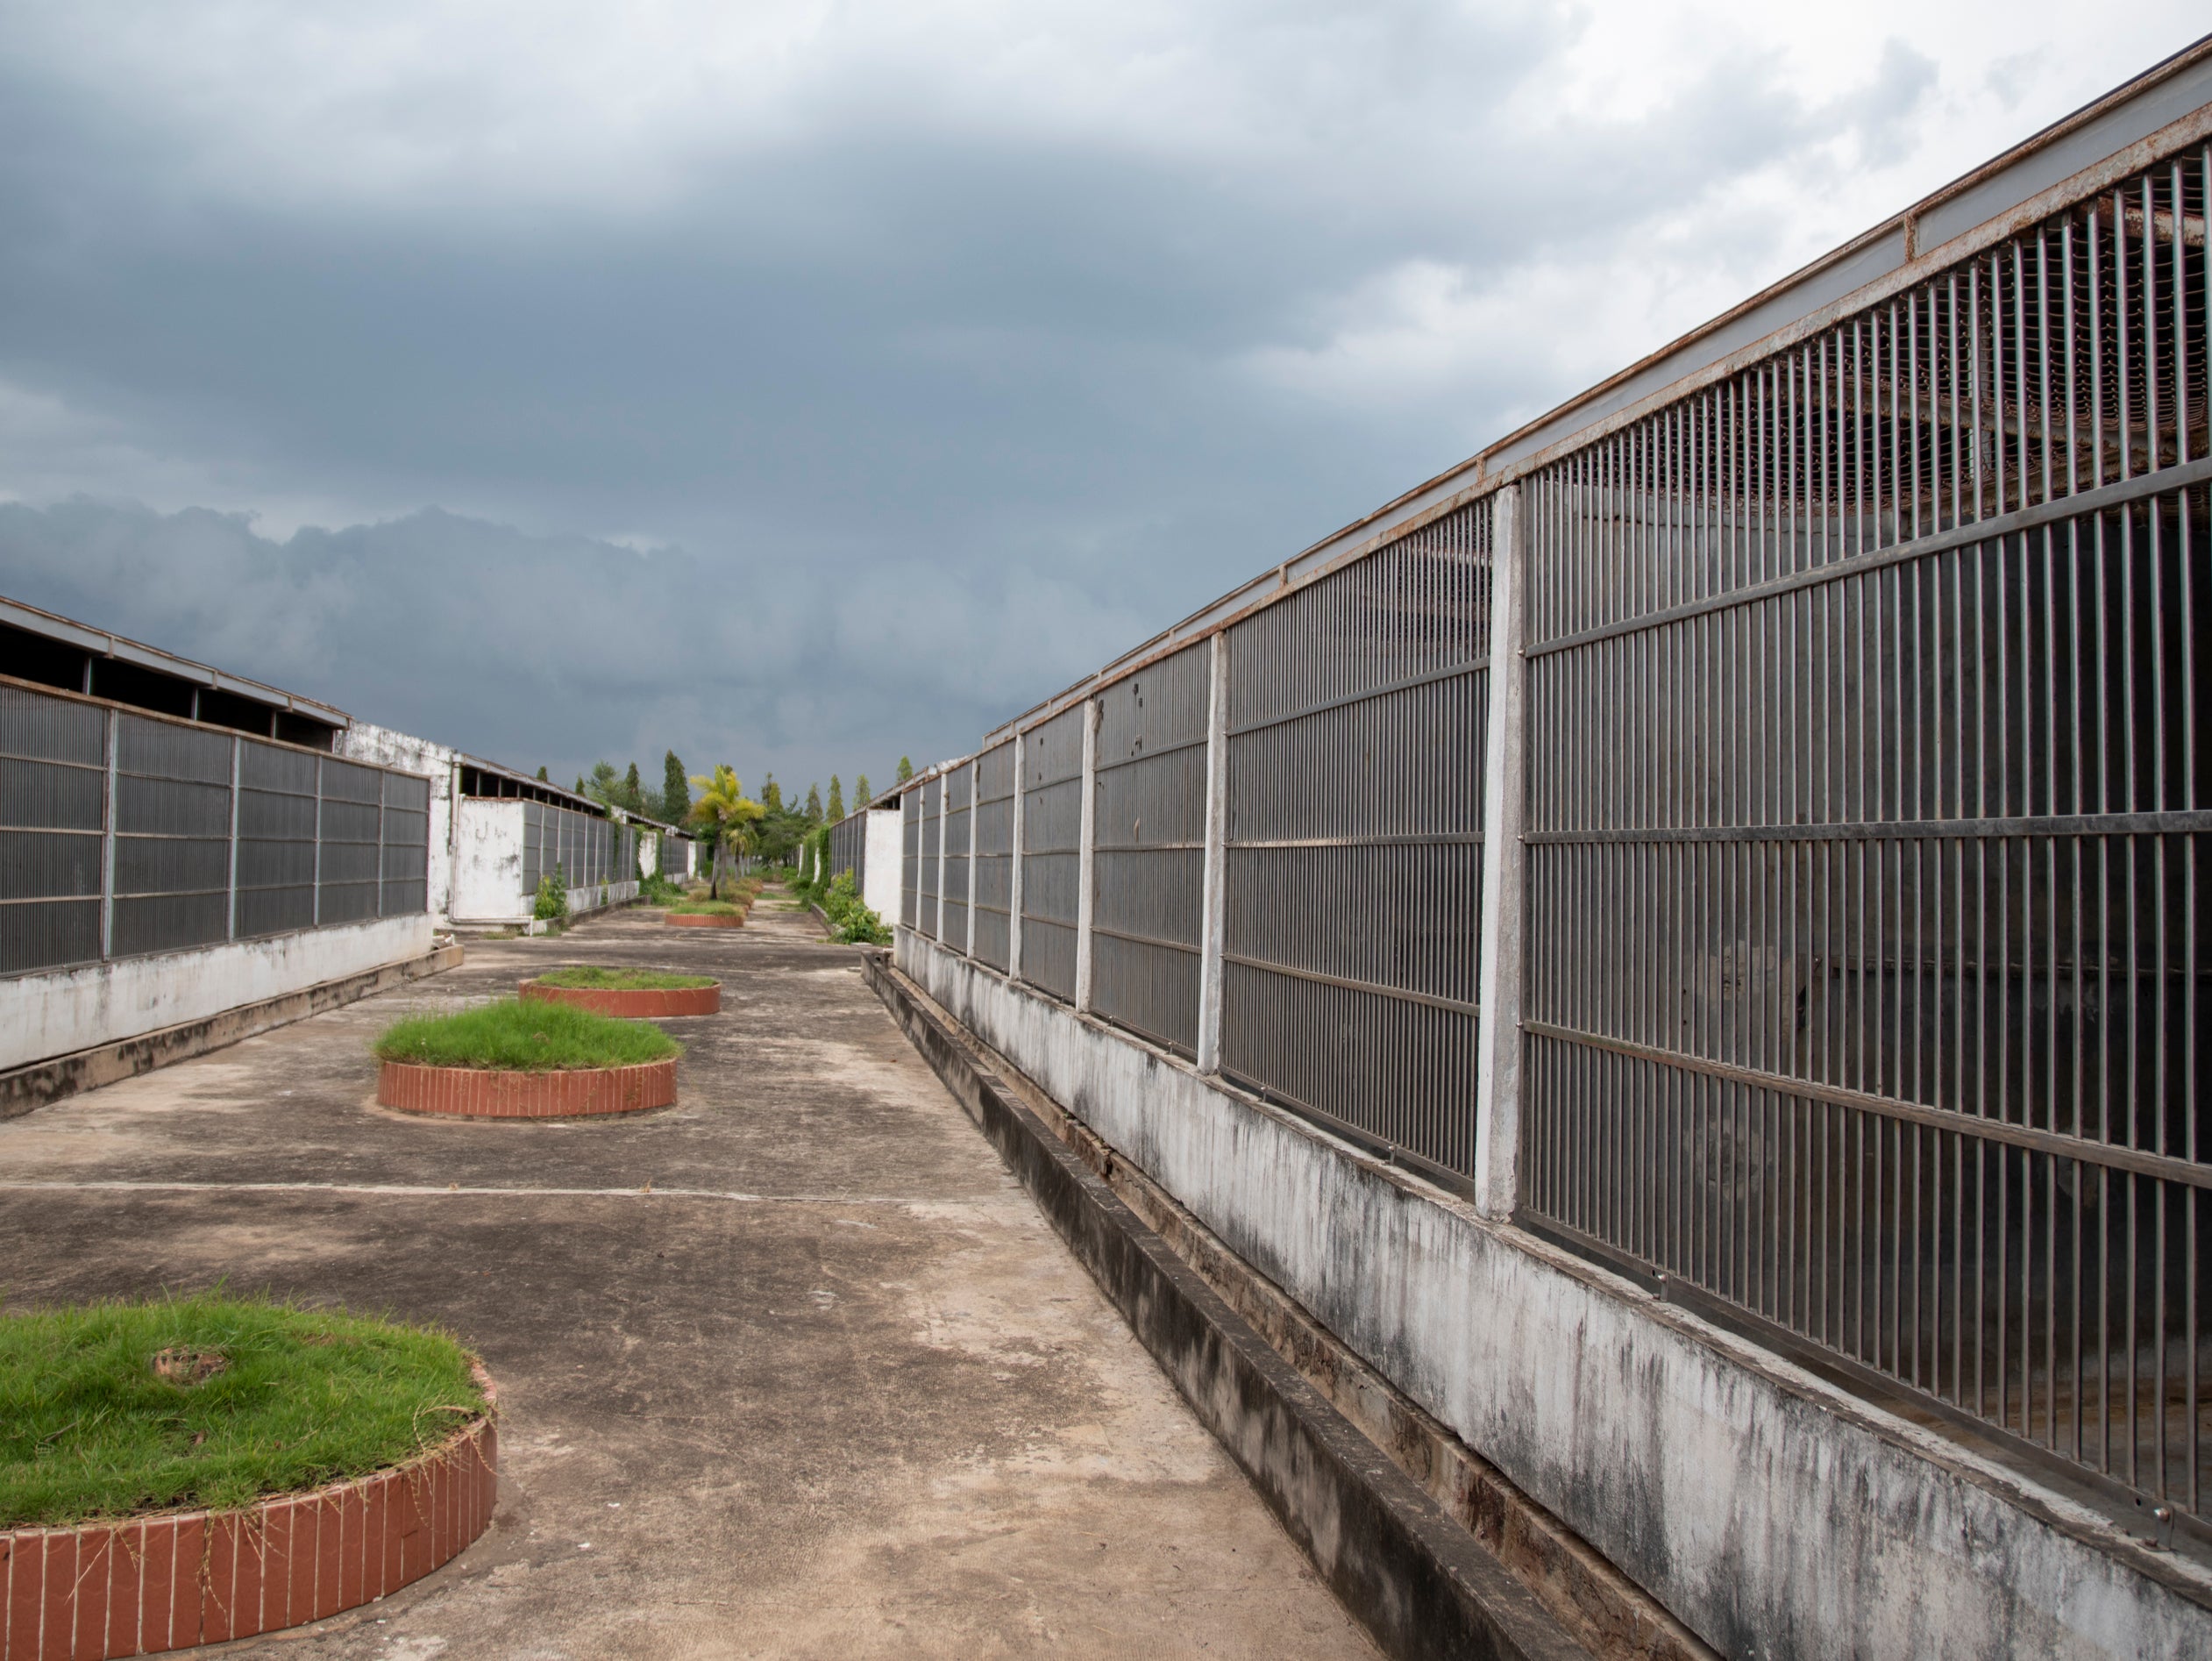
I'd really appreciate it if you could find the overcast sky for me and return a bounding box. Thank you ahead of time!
[1,4,2203,798]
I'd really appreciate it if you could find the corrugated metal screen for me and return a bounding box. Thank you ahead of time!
[972,743,1015,971]
[1019,704,1085,1003]
[1092,643,1210,1056]
[1220,503,1493,1175]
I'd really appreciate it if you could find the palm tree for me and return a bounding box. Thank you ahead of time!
[687,765,765,896]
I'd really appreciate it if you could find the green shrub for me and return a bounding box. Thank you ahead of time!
[637,872,686,905]
[821,870,892,945]
[532,865,569,922]
[375,998,679,1071]
[0,1294,484,1527]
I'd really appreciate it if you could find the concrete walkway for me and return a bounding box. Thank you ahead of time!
[0,895,1375,1659]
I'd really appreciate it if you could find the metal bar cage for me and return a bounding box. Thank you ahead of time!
[888,125,2212,1530]
[1,681,432,975]
[972,742,1016,971]
[1519,146,2211,1524]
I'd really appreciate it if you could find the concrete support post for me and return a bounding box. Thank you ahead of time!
[99,708,117,959]
[1195,631,1230,1074]
[312,757,325,927]
[1007,731,1026,980]
[934,772,947,943]
[1472,483,1530,1221]
[966,759,980,958]
[226,736,242,940]
[1073,699,1099,1014]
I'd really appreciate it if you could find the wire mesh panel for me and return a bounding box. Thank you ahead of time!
[110,714,233,957]
[1221,503,1493,1177]
[236,738,317,938]
[902,789,921,929]
[1520,143,2212,1525]
[829,811,868,890]
[918,774,942,938]
[317,757,383,925]
[1092,644,1210,1056]
[1020,704,1087,1003]
[521,802,545,898]
[942,766,971,952]
[972,742,1016,972]
[380,772,430,916]
[0,685,106,973]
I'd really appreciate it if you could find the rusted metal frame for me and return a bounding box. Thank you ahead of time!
[1091,922,1201,957]
[1527,453,2212,658]
[1526,809,2212,843]
[1229,832,1483,850]
[1523,1019,2212,1191]
[1223,951,1480,1021]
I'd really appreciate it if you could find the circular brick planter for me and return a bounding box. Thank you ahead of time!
[664,911,744,929]
[520,980,721,1018]
[0,1365,496,1660]
[377,1059,677,1118]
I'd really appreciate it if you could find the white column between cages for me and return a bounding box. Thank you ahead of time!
[965,759,980,958]
[1073,698,1099,1014]
[98,708,117,959]
[1007,731,1026,980]
[1195,631,1229,1074]
[226,736,241,940]
[934,772,947,942]
[1471,482,1529,1222]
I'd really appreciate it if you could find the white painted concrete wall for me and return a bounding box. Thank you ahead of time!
[452,798,529,923]
[895,929,2212,1660]
[337,721,457,925]
[864,809,902,920]
[5,913,434,1071]
[451,798,639,924]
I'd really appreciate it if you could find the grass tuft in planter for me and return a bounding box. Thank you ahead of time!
[0,1294,483,1528]
[537,966,716,991]
[664,899,744,917]
[375,997,679,1071]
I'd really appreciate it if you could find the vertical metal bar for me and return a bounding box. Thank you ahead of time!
[935,769,947,943]
[1197,631,1230,1074]
[1075,700,1099,1014]
[312,756,324,927]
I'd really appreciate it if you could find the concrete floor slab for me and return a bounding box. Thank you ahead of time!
[0,896,1375,1659]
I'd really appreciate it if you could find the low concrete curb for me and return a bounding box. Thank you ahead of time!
[863,952,1587,1661]
[1,945,466,1122]
[519,980,722,1018]
[378,1058,678,1119]
[0,1366,497,1660]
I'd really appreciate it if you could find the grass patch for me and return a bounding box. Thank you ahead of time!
[665,899,743,917]
[537,966,716,991]
[0,1294,484,1528]
[374,998,680,1071]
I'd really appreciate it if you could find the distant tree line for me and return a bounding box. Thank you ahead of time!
[539,750,923,869]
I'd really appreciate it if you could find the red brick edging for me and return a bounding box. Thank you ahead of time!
[519,980,720,1018]
[664,912,744,929]
[0,1365,497,1660]
[377,1059,677,1118]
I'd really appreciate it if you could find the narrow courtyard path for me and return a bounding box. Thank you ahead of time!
[0,893,1374,1659]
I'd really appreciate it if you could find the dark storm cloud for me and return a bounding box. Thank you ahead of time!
[0,5,1946,786]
